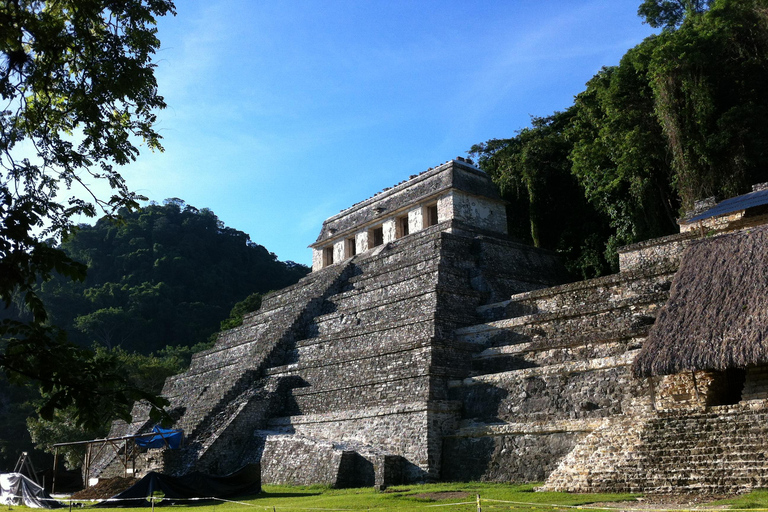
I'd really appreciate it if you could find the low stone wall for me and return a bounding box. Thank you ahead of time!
[442,431,582,482]
[618,232,695,272]
[256,435,348,486]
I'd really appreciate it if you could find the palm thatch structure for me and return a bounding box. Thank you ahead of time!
[633,225,768,378]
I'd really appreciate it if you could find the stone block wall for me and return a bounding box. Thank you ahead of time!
[743,366,768,400]
[618,233,695,273]
[442,431,582,482]
[311,160,508,271]
[653,372,715,411]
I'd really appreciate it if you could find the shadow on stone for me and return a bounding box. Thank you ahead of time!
[336,451,375,488]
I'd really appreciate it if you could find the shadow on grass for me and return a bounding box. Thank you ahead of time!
[256,491,323,499]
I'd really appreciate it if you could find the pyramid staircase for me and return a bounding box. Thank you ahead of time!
[542,402,768,493]
[90,261,354,480]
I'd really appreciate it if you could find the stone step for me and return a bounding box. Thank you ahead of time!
[330,264,475,316]
[342,231,444,284]
[90,260,357,480]
[258,262,351,314]
[285,376,433,415]
[336,261,438,302]
[449,417,604,438]
[542,403,768,494]
[337,226,446,283]
[451,351,638,389]
[455,292,666,347]
[449,352,640,424]
[308,289,438,339]
[470,330,647,375]
[476,263,676,322]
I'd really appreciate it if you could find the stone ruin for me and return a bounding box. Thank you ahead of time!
[91,161,768,493]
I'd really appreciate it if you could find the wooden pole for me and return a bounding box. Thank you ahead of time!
[51,447,59,495]
[691,370,702,405]
[84,443,92,489]
[131,439,136,477]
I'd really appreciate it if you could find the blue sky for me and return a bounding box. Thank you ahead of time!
[123,1,658,266]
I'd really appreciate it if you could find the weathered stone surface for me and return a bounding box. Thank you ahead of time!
[442,432,581,482]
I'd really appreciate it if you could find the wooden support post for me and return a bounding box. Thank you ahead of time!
[84,443,92,489]
[131,439,136,478]
[52,447,59,495]
[691,370,702,405]
[648,377,658,412]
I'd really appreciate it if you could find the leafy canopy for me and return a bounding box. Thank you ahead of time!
[0,0,175,429]
[638,0,714,29]
[27,343,206,469]
[471,0,768,276]
[36,200,309,354]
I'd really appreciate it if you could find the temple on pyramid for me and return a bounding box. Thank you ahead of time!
[88,161,768,494]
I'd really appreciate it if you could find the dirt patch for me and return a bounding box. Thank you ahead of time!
[589,495,737,510]
[71,477,137,500]
[411,491,472,501]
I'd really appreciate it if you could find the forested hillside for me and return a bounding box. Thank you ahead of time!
[471,0,768,278]
[0,199,309,471]
[33,199,309,354]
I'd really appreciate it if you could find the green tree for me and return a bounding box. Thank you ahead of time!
[648,0,768,210]
[569,39,679,265]
[638,0,713,29]
[470,112,615,278]
[220,292,264,332]
[472,0,768,273]
[27,343,202,468]
[0,0,175,428]
[33,201,309,354]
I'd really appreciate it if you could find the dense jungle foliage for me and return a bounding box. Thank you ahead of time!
[31,198,308,354]
[0,200,308,471]
[470,0,768,278]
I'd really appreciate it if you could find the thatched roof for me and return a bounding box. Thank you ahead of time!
[632,226,768,378]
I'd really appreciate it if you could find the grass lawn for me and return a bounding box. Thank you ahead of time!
[65,483,768,511]
[90,482,636,512]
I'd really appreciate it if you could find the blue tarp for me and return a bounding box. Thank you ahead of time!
[134,427,182,449]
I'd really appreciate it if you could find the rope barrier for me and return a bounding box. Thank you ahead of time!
[423,501,477,507]
[5,491,768,511]
[480,498,768,512]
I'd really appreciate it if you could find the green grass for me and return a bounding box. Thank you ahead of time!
[82,482,638,512]
[710,490,768,510]
[65,483,768,511]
